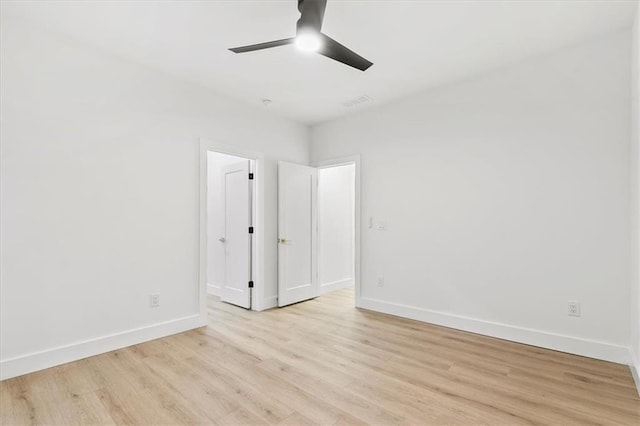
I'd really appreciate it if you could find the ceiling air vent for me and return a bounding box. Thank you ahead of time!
[342,95,374,108]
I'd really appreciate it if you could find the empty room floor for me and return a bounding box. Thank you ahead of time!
[1,289,639,425]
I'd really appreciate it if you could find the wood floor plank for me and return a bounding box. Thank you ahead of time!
[277,411,316,426]
[223,361,363,426]
[256,358,404,425]
[177,350,296,423]
[1,288,638,425]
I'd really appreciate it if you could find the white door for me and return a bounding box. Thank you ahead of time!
[278,161,318,307]
[220,160,251,309]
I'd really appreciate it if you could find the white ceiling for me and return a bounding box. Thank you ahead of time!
[2,0,637,125]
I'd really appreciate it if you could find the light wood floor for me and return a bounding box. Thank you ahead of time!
[1,288,639,425]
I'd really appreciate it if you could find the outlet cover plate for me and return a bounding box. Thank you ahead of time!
[568,301,580,317]
[150,294,160,308]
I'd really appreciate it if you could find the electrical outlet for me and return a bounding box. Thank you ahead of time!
[568,301,580,317]
[150,294,160,308]
[377,277,385,287]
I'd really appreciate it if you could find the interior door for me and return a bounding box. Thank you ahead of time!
[220,160,251,309]
[278,161,318,307]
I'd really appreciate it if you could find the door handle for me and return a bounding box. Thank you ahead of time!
[219,237,226,243]
[278,238,291,244]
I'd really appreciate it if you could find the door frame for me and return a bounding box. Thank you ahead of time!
[313,155,361,306]
[199,138,265,320]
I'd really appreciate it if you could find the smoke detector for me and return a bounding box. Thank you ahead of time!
[343,95,374,108]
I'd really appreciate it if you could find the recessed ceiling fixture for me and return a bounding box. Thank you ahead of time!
[229,0,373,71]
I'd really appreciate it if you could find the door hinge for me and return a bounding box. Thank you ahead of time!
[249,172,254,180]
[248,226,254,234]
[248,281,254,288]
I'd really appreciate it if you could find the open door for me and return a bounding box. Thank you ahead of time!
[278,161,318,307]
[220,160,252,309]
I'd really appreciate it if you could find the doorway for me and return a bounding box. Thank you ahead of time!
[277,156,360,307]
[205,150,257,310]
[318,163,356,295]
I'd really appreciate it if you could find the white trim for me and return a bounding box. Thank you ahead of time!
[319,278,354,294]
[260,295,279,311]
[200,139,265,315]
[358,297,629,364]
[0,315,203,381]
[207,283,221,296]
[630,348,640,397]
[632,366,640,398]
[313,156,361,307]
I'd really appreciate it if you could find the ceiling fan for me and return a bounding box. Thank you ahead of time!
[229,0,373,71]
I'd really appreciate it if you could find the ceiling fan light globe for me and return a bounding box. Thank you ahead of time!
[295,32,322,52]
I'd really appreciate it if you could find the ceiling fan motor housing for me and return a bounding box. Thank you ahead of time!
[297,0,325,34]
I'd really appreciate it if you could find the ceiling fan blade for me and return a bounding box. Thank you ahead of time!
[317,34,373,71]
[297,0,327,32]
[229,38,295,53]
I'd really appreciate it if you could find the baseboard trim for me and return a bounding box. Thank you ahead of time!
[257,295,278,311]
[320,278,353,295]
[0,314,204,381]
[630,348,640,397]
[207,282,221,296]
[357,297,629,364]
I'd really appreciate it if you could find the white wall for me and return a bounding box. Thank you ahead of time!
[0,21,308,379]
[207,152,249,296]
[630,1,640,387]
[312,31,632,363]
[318,164,355,293]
